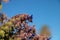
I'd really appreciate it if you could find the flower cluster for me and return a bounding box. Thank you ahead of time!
[0,14,50,40]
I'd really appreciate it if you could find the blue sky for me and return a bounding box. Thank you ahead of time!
[2,0,60,40]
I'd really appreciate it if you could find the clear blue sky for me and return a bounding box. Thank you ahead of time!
[2,0,60,40]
